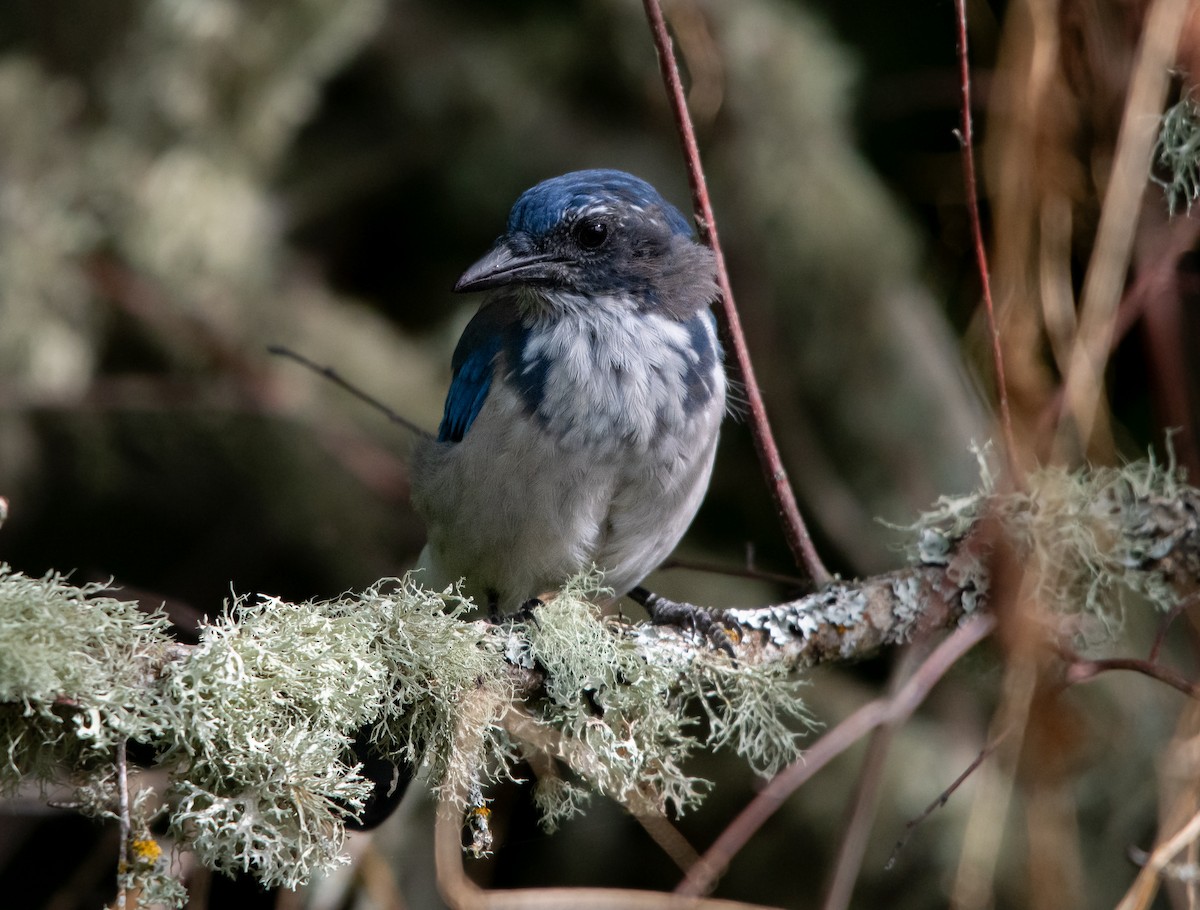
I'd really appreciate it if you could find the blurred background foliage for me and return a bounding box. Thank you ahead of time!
[0,0,1194,907]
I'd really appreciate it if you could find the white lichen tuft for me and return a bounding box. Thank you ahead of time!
[158,592,386,887]
[1154,94,1200,215]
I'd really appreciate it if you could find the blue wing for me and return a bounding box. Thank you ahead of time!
[437,304,512,443]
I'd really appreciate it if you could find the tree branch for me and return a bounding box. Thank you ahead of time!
[4,461,1200,895]
[642,0,830,587]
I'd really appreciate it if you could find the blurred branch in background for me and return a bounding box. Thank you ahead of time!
[1053,0,1190,462]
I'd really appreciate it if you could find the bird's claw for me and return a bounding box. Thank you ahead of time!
[517,598,543,629]
[639,591,739,657]
[484,597,544,629]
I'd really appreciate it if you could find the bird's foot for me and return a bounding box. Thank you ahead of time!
[516,597,543,629]
[628,586,739,656]
[484,596,543,629]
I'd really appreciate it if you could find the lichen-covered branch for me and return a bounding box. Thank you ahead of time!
[732,457,1198,667]
[0,460,1197,898]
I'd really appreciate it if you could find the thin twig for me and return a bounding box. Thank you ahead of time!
[1149,591,1199,664]
[954,0,1020,481]
[950,651,1036,909]
[351,839,411,910]
[434,797,786,910]
[116,739,130,910]
[629,807,703,875]
[658,555,807,588]
[267,344,434,440]
[675,614,997,898]
[819,719,896,910]
[885,728,1011,870]
[1050,635,1200,697]
[641,0,830,587]
[1062,653,1200,699]
[820,644,928,910]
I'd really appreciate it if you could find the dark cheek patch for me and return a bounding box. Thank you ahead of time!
[682,315,719,415]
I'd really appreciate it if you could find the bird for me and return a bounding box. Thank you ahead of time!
[410,168,727,624]
[350,170,727,830]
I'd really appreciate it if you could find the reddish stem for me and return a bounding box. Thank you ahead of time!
[955,0,1021,481]
[1063,654,1200,698]
[642,0,830,586]
[1148,592,1197,664]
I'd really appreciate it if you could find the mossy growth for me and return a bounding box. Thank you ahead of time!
[0,568,812,894]
[907,449,1186,641]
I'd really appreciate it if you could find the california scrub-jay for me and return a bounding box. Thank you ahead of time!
[350,170,727,830]
[411,169,727,621]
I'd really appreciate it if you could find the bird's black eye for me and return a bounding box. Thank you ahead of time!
[574,219,609,250]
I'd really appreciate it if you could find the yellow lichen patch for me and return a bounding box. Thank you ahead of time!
[131,838,162,865]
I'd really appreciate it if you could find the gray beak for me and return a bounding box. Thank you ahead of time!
[454,240,558,293]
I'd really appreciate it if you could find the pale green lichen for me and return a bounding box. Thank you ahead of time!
[906,452,1186,642]
[523,576,812,828]
[0,569,515,892]
[0,566,173,787]
[160,577,516,887]
[155,592,389,886]
[1154,94,1200,215]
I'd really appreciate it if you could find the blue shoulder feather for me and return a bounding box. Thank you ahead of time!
[437,304,514,443]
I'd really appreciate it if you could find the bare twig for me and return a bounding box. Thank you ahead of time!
[819,717,897,910]
[641,0,830,587]
[346,840,410,910]
[268,344,434,441]
[950,649,1036,909]
[630,809,703,875]
[434,796,785,910]
[820,643,936,910]
[954,0,1020,481]
[885,728,1011,870]
[1060,652,1200,699]
[1149,592,1199,663]
[658,555,807,589]
[675,614,998,898]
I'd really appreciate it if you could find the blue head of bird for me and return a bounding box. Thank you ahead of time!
[454,169,718,318]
